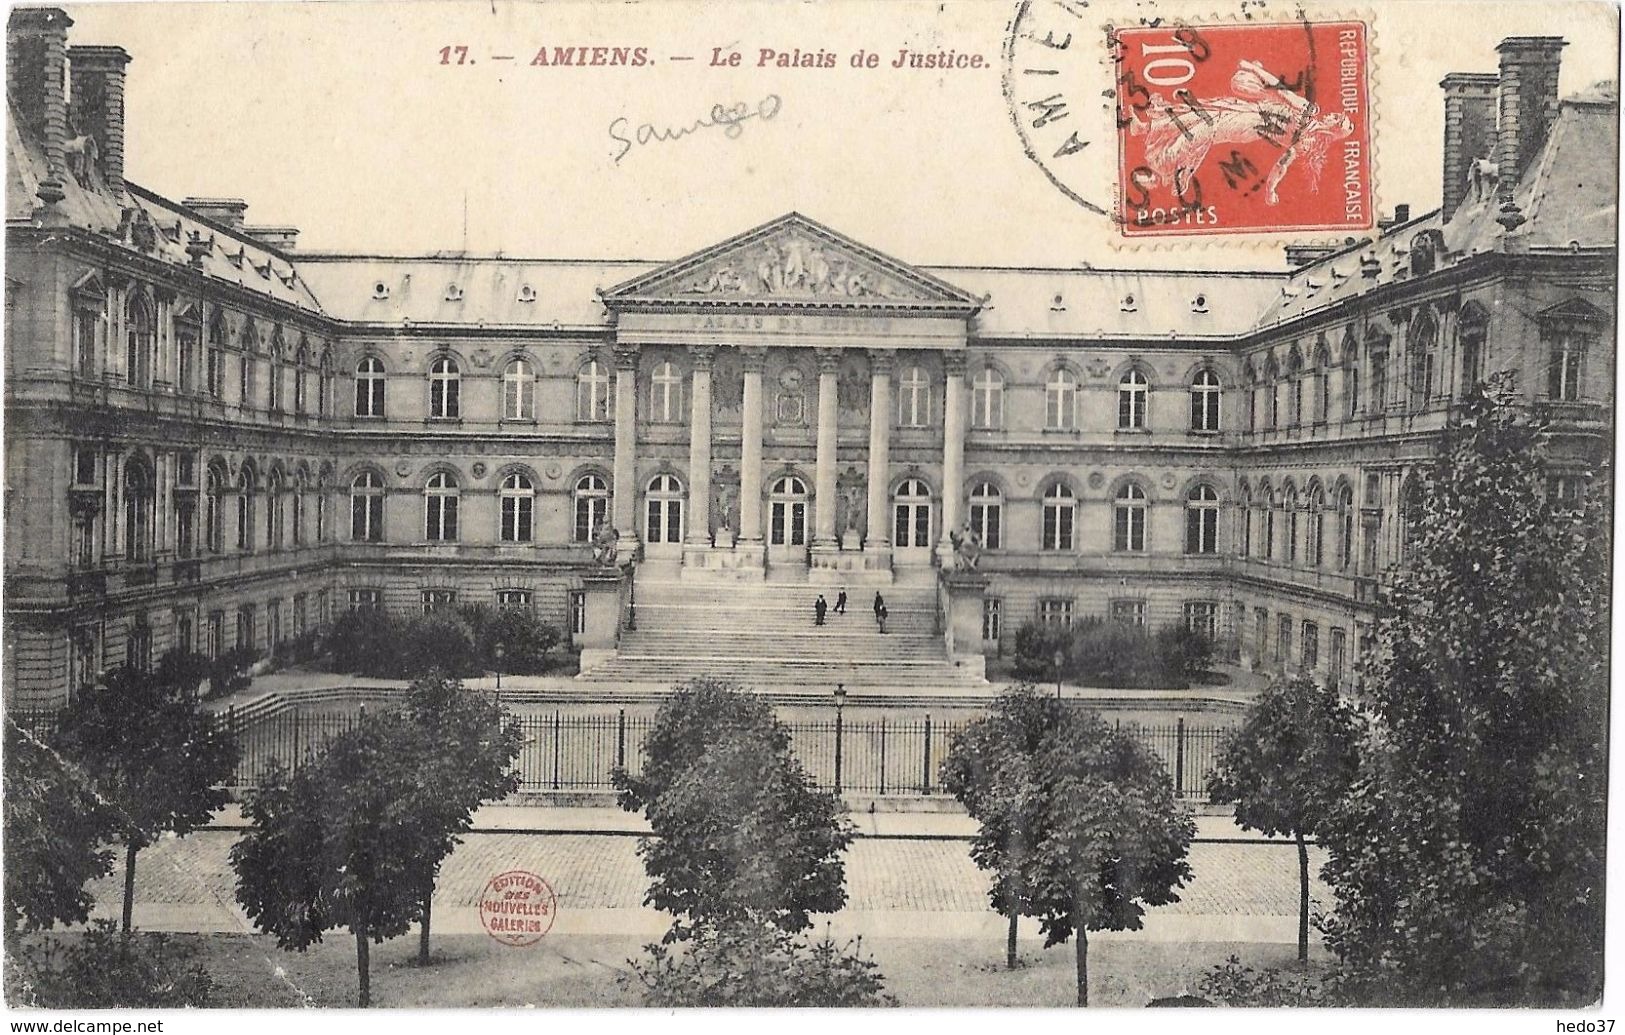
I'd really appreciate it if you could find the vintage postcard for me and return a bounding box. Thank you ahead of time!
[1,0,1618,1024]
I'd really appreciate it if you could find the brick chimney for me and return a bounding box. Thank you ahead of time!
[183,197,249,231]
[7,7,73,205]
[1495,37,1567,199]
[245,226,299,251]
[67,44,131,196]
[1440,72,1498,222]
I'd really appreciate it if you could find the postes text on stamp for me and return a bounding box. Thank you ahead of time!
[1114,20,1372,237]
[479,870,558,947]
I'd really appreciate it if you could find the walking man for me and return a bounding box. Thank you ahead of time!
[873,591,888,634]
[834,589,848,615]
[815,594,828,626]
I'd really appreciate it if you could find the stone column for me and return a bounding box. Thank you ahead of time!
[738,347,767,550]
[686,345,715,555]
[937,353,967,559]
[611,344,639,536]
[865,349,895,560]
[812,348,842,548]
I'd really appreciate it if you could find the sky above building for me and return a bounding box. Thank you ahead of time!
[61,0,1620,269]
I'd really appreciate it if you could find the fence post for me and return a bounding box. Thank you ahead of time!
[833,709,844,795]
[292,712,301,767]
[616,709,626,771]
[1175,717,1186,797]
[550,709,562,790]
[878,718,887,795]
[922,715,932,795]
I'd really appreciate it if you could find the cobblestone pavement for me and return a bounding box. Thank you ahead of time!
[88,830,1331,937]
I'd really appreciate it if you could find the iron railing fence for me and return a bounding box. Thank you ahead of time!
[8,707,1235,799]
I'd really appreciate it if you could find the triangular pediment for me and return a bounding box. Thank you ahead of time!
[1539,297,1609,323]
[602,213,979,312]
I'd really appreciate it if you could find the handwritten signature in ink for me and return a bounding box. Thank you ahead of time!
[609,94,783,165]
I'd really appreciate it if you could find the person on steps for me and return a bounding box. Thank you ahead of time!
[873,591,888,634]
[814,594,828,626]
[834,590,848,615]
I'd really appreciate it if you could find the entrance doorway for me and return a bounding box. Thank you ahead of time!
[644,473,684,557]
[768,474,809,566]
[892,478,933,564]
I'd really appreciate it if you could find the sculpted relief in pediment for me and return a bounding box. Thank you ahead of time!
[677,232,916,300]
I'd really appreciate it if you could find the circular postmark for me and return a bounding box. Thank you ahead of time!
[1003,0,1114,218]
[478,869,557,947]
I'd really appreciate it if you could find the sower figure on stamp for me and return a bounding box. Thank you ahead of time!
[814,594,828,627]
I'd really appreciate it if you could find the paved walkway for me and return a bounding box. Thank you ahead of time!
[90,810,1327,944]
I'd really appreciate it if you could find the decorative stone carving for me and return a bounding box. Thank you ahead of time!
[1086,357,1111,379]
[775,364,807,426]
[678,232,911,299]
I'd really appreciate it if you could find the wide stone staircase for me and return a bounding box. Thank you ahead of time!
[577,568,988,691]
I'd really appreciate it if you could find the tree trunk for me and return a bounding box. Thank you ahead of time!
[1006,909,1018,970]
[1075,924,1089,1007]
[121,840,139,936]
[419,889,432,965]
[355,923,371,1008]
[1296,829,1310,964]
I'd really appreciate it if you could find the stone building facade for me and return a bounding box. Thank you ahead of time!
[4,8,1615,705]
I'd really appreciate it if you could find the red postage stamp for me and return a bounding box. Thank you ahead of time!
[478,870,558,947]
[1113,20,1373,237]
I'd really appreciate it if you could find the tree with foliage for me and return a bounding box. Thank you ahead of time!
[232,712,432,1007]
[50,662,238,935]
[1024,709,1194,1006]
[625,919,896,1007]
[1317,379,1609,1005]
[3,721,118,932]
[614,678,853,938]
[939,684,1063,969]
[1207,675,1362,962]
[399,674,522,964]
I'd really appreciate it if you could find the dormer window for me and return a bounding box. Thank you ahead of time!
[1191,293,1208,313]
[445,283,464,302]
[517,284,537,303]
[1120,294,1137,313]
[372,281,390,300]
[1049,293,1066,312]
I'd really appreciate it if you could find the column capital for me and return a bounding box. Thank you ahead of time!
[688,343,718,371]
[612,343,640,370]
[943,352,968,378]
[868,348,897,376]
[741,345,770,373]
[815,347,843,375]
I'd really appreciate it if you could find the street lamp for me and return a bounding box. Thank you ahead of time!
[1053,649,1065,701]
[494,642,506,698]
[833,683,848,795]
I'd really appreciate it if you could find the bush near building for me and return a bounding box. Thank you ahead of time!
[322,606,562,679]
[5,922,216,1008]
[1011,618,1212,688]
[625,920,896,1007]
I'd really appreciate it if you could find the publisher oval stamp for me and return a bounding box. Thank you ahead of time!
[478,869,557,947]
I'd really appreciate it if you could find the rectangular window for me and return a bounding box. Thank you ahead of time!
[178,332,197,393]
[421,589,457,614]
[1329,627,1347,689]
[570,590,587,637]
[496,589,532,610]
[1254,608,1269,662]
[207,611,224,660]
[1184,601,1219,641]
[293,594,307,638]
[70,625,98,693]
[175,503,195,559]
[239,355,255,409]
[1110,599,1147,627]
[1302,621,1320,672]
[74,448,99,487]
[74,307,99,378]
[317,590,330,626]
[348,588,383,611]
[236,605,256,652]
[207,345,224,398]
[1042,504,1074,551]
[1346,364,1360,418]
[1038,598,1074,629]
[981,597,1001,643]
[1369,354,1387,413]
[1276,614,1293,667]
[174,611,194,656]
[267,600,282,647]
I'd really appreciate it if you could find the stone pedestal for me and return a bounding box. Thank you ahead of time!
[939,569,989,672]
[575,567,627,673]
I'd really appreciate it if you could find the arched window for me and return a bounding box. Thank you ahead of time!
[315,472,330,543]
[267,337,285,412]
[503,358,535,421]
[1409,313,1438,410]
[424,471,459,541]
[573,474,609,542]
[1283,483,1300,565]
[1261,484,1276,560]
[577,360,609,421]
[1190,369,1221,432]
[239,327,258,409]
[235,468,255,552]
[1458,305,1489,393]
[1238,483,1253,557]
[1045,368,1077,430]
[645,473,683,544]
[1117,369,1148,429]
[968,480,1002,550]
[293,346,309,415]
[892,477,932,549]
[317,349,333,418]
[1343,338,1361,420]
[1114,482,1147,552]
[972,367,1004,429]
[500,472,535,543]
[1312,348,1331,423]
[176,316,198,394]
[205,464,226,554]
[122,458,154,562]
[898,365,929,427]
[1265,359,1281,428]
[350,470,385,542]
[1367,333,1390,414]
[1286,353,1304,427]
[1041,482,1075,551]
[1185,484,1219,554]
[1306,483,1326,567]
[206,313,227,398]
[1336,484,1355,572]
[125,294,154,388]
[429,357,460,419]
[649,361,682,423]
[292,473,307,547]
[355,357,386,417]
[265,469,284,551]
[768,475,808,547]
